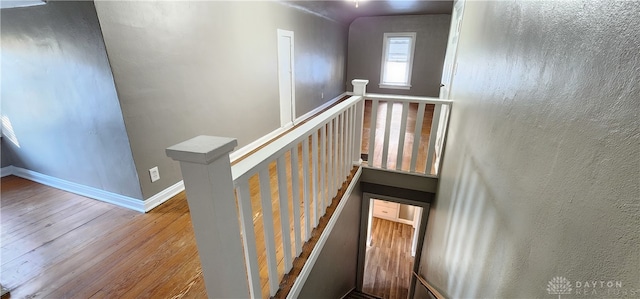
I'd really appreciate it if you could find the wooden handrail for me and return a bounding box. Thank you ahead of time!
[413,272,446,299]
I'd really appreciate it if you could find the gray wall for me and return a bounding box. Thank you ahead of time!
[0,1,142,199]
[299,179,362,298]
[94,1,349,199]
[347,15,450,97]
[1,140,13,168]
[421,1,640,298]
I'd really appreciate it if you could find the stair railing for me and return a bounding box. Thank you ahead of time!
[167,80,368,298]
[363,94,452,176]
[165,79,452,298]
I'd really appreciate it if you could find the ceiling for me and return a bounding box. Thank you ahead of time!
[0,0,45,9]
[284,0,453,24]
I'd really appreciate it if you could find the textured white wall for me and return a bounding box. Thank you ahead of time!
[421,1,639,297]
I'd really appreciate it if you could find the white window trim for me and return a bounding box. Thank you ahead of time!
[379,83,412,90]
[379,32,417,90]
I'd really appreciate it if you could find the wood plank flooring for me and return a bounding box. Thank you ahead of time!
[363,217,415,299]
[1,175,207,299]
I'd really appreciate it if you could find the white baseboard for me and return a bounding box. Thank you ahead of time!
[5,166,145,212]
[1,166,15,177]
[287,166,362,299]
[144,180,185,212]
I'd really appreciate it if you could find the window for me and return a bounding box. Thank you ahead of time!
[380,32,416,90]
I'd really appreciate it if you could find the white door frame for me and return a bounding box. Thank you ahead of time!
[434,0,465,171]
[357,192,431,298]
[439,0,465,100]
[277,29,295,128]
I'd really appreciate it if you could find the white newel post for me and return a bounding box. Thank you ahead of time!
[166,136,248,299]
[352,79,369,165]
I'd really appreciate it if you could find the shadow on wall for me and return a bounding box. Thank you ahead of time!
[1,115,20,148]
[422,146,522,298]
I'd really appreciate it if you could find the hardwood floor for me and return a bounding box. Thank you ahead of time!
[363,217,415,299]
[0,167,356,299]
[1,175,207,299]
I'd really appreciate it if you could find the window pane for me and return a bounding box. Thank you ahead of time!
[383,62,407,84]
[381,33,414,86]
[386,37,411,62]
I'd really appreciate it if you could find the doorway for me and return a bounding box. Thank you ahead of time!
[364,199,422,298]
[277,29,295,128]
[357,191,430,299]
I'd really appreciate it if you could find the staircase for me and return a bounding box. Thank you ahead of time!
[344,290,382,299]
[166,79,452,298]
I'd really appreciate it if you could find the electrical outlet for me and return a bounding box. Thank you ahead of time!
[321,92,324,99]
[149,166,160,182]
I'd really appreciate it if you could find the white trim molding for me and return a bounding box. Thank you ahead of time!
[4,166,145,212]
[1,166,14,178]
[379,83,412,90]
[380,32,417,90]
[143,180,185,212]
[277,29,296,128]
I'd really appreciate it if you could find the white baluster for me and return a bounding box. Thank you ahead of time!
[333,116,339,193]
[410,102,426,173]
[425,104,442,175]
[276,155,293,272]
[344,107,350,174]
[258,168,279,296]
[341,111,348,179]
[337,113,343,186]
[235,180,261,299]
[396,102,410,171]
[302,137,311,241]
[347,108,352,176]
[381,101,394,169]
[290,146,302,256]
[368,99,379,167]
[327,119,334,202]
[320,125,327,214]
[353,105,358,165]
[311,130,319,227]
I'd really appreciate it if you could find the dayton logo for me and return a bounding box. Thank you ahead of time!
[547,276,572,299]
